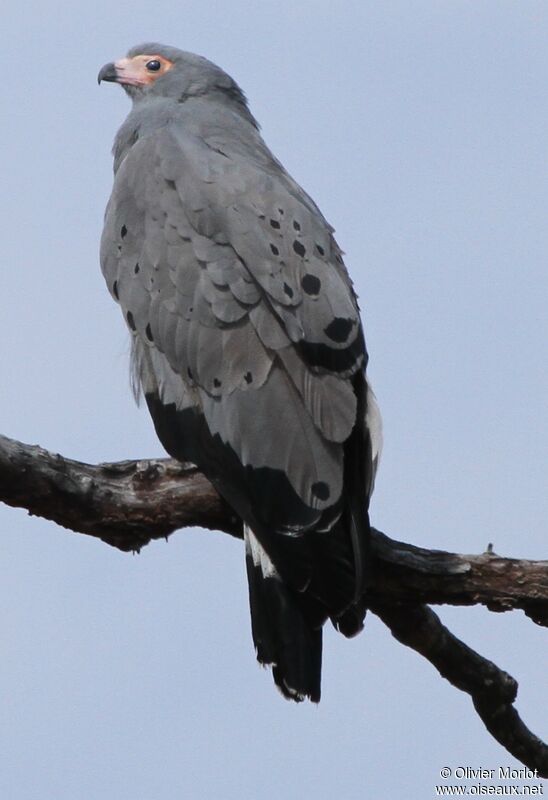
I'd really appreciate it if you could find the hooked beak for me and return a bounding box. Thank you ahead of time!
[97,62,119,85]
[97,58,145,87]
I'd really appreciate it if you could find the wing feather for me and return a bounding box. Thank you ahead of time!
[100,125,373,537]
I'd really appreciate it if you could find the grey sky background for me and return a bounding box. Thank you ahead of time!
[1,2,546,798]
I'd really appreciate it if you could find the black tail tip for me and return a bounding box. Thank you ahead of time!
[246,545,323,703]
[272,663,321,703]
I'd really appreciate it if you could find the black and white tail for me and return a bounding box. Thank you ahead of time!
[244,525,323,702]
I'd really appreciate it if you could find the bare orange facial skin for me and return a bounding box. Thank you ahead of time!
[113,55,174,87]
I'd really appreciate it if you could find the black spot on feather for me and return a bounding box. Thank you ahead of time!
[316,244,325,256]
[244,371,253,384]
[301,274,321,296]
[270,219,281,229]
[293,220,301,232]
[293,240,306,258]
[298,326,367,373]
[145,324,153,342]
[126,311,136,331]
[270,244,280,256]
[112,280,119,300]
[213,378,222,388]
[120,225,127,239]
[134,262,140,274]
[325,317,354,343]
[283,282,294,298]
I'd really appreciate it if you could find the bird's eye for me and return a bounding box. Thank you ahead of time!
[146,60,162,72]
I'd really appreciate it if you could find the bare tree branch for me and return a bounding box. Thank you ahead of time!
[1,431,547,774]
[370,601,548,777]
[2,434,546,621]
[0,433,242,550]
[370,530,548,627]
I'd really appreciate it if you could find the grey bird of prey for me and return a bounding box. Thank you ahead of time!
[98,43,382,702]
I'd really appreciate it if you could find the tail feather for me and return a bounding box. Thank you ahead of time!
[244,526,322,702]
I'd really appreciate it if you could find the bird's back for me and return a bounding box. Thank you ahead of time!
[100,45,381,701]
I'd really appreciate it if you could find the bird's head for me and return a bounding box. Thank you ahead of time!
[98,43,247,106]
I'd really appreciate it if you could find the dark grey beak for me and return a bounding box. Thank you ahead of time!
[97,62,118,85]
